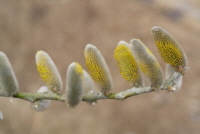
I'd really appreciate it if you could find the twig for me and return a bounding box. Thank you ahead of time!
[6,71,182,103]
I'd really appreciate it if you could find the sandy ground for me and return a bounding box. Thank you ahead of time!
[0,0,200,134]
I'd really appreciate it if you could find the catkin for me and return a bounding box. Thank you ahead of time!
[84,44,113,95]
[151,26,187,72]
[165,64,182,90]
[130,39,163,89]
[0,52,18,97]
[0,111,3,120]
[114,41,143,87]
[36,51,62,93]
[83,70,98,94]
[31,86,51,111]
[66,62,84,107]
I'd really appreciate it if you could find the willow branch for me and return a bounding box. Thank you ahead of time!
[3,71,181,103]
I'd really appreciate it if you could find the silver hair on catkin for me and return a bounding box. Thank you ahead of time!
[31,86,51,111]
[83,70,98,95]
[165,64,182,92]
[0,111,3,120]
[66,62,84,107]
[130,39,163,90]
[0,52,18,97]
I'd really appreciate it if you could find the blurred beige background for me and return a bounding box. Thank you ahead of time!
[0,0,200,134]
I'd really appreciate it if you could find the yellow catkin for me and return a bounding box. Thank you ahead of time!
[151,26,187,72]
[36,51,62,93]
[114,41,143,87]
[130,39,163,89]
[66,62,84,107]
[84,44,113,95]
[0,52,18,97]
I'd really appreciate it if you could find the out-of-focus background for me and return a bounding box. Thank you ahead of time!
[0,0,200,134]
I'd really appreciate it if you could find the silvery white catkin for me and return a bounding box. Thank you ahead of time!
[0,111,3,120]
[83,70,98,94]
[83,70,98,105]
[36,51,62,93]
[31,86,51,111]
[130,39,163,90]
[0,52,18,97]
[165,64,182,90]
[66,62,84,107]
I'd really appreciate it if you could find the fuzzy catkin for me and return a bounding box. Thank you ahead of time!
[165,64,182,90]
[114,41,143,87]
[0,111,3,120]
[83,70,98,94]
[66,62,84,107]
[130,39,163,89]
[0,52,18,97]
[151,26,187,72]
[31,86,51,111]
[84,44,113,95]
[36,51,62,93]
